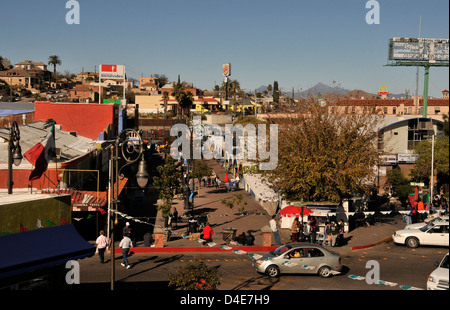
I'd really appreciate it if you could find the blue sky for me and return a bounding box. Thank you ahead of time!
[1,0,448,96]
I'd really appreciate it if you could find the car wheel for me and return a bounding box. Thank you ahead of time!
[406,237,419,248]
[318,266,332,278]
[266,265,280,278]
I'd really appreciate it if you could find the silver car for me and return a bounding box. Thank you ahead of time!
[252,243,343,278]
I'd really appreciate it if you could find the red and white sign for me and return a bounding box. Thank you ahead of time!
[223,63,231,77]
[100,64,125,79]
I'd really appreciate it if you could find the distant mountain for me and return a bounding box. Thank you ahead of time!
[255,82,350,98]
[255,82,410,100]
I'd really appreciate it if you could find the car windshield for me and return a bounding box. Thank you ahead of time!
[440,255,449,269]
[272,244,292,256]
[420,223,434,232]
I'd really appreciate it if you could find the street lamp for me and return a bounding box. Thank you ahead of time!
[8,121,22,194]
[109,128,149,290]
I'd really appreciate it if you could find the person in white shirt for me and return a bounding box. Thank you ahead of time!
[95,230,108,264]
[119,234,133,269]
[269,215,281,246]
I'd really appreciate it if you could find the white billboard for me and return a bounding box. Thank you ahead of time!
[389,38,449,62]
[99,64,125,79]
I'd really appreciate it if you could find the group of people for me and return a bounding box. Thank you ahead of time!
[201,175,221,189]
[95,222,134,269]
[270,214,345,247]
[321,221,345,247]
[404,195,448,225]
[431,195,448,214]
[235,231,255,246]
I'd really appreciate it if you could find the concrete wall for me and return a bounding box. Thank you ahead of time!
[204,114,232,125]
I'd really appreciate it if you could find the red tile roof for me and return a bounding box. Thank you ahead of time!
[331,98,449,107]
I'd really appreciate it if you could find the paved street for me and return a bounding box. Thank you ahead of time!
[73,158,448,292]
[76,228,447,291]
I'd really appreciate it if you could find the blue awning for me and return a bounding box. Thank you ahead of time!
[0,224,95,280]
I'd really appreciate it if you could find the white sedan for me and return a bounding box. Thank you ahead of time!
[393,222,449,248]
[427,253,449,290]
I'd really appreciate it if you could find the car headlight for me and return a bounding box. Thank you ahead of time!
[254,260,263,266]
[428,276,436,283]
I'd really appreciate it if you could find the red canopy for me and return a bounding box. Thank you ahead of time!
[279,205,313,217]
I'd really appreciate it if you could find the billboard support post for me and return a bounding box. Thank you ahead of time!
[423,65,430,118]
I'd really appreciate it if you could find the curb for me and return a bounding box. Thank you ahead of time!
[114,246,278,254]
[351,236,392,250]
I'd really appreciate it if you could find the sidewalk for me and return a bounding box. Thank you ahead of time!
[152,159,278,251]
[119,159,405,254]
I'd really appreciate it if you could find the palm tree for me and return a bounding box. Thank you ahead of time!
[162,91,169,119]
[171,82,184,116]
[48,55,62,85]
[181,91,194,117]
[230,79,240,101]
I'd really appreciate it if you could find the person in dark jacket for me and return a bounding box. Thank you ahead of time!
[245,231,255,246]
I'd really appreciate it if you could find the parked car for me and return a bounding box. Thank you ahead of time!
[393,222,449,248]
[252,243,342,278]
[405,215,449,230]
[427,253,449,290]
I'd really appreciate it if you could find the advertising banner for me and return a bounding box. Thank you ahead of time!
[100,64,125,79]
[389,38,449,62]
[223,63,231,77]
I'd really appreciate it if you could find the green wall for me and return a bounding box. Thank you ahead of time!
[0,194,71,235]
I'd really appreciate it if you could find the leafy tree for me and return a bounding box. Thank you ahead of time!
[410,135,449,192]
[190,159,211,179]
[264,105,381,203]
[267,84,272,96]
[152,156,181,217]
[387,166,412,205]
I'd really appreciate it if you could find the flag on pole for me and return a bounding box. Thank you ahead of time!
[23,129,55,181]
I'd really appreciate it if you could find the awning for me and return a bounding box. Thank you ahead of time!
[0,224,95,280]
[41,177,128,211]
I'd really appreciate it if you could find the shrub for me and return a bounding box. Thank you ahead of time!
[167,261,222,290]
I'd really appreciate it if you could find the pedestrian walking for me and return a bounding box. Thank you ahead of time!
[119,234,133,269]
[270,215,281,246]
[95,230,108,264]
